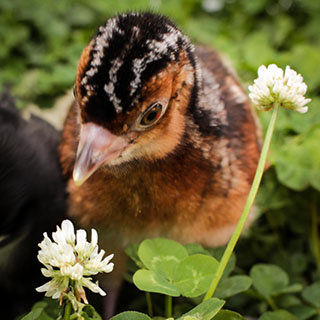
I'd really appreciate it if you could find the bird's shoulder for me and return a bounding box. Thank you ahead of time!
[184,45,261,178]
[193,45,260,140]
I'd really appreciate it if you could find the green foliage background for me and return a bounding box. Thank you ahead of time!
[1,0,319,319]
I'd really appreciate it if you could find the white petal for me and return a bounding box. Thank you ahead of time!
[91,229,98,247]
[81,278,106,296]
[101,253,114,266]
[268,64,283,78]
[36,282,52,293]
[75,229,87,254]
[61,220,76,244]
[52,229,66,245]
[102,262,114,273]
[41,268,55,278]
[257,65,267,78]
[61,263,84,280]
[296,106,309,114]
[52,291,61,299]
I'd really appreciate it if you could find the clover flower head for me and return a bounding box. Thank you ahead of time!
[36,219,114,304]
[248,64,311,113]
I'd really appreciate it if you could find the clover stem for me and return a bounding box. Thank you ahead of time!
[165,295,172,318]
[311,192,320,273]
[204,103,279,301]
[267,297,277,311]
[146,292,153,317]
[63,300,72,320]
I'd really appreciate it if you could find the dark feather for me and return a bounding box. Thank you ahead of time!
[0,89,67,318]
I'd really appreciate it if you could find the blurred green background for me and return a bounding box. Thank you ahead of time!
[1,0,320,318]
[1,0,320,108]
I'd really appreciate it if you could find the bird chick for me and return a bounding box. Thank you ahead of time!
[0,89,67,318]
[59,12,261,315]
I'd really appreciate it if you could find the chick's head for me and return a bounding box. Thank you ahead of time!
[73,12,198,185]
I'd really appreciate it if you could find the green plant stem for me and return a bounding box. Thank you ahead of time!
[204,103,279,301]
[268,297,277,311]
[311,193,320,273]
[165,295,172,318]
[63,301,72,320]
[146,292,153,317]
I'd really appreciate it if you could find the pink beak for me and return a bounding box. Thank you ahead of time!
[73,123,128,186]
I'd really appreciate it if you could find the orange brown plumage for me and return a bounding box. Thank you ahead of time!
[59,12,261,314]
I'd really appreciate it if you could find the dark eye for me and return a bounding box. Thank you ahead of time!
[140,103,163,126]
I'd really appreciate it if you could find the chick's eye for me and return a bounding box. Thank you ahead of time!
[140,103,163,126]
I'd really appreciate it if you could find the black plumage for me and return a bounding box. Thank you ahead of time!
[79,13,194,125]
[0,89,67,318]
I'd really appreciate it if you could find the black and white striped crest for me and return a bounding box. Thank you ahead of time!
[79,12,195,123]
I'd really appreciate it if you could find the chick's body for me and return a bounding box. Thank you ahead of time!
[60,12,260,282]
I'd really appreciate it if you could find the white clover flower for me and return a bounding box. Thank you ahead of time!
[36,219,114,304]
[248,64,311,113]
